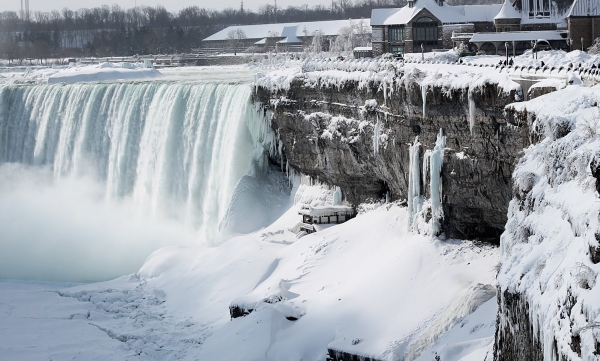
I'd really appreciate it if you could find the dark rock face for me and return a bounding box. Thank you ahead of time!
[494,290,544,361]
[254,75,529,241]
[229,304,254,319]
[326,348,383,361]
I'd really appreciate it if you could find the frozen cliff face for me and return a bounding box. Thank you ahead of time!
[254,66,528,241]
[495,85,600,361]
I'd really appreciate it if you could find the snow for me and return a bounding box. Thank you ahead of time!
[371,0,502,26]
[36,62,162,84]
[0,185,499,360]
[298,204,354,217]
[499,83,600,360]
[494,0,521,20]
[569,0,600,17]
[203,19,371,42]
[469,30,567,43]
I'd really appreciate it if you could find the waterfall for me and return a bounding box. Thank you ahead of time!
[0,81,269,244]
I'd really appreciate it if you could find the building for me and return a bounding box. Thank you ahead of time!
[298,204,356,234]
[371,0,501,55]
[567,0,600,51]
[371,0,585,56]
[202,19,370,53]
[494,0,572,32]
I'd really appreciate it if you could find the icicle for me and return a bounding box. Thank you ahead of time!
[422,150,431,191]
[278,138,284,171]
[421,84,427,119]
[333,186,342,206]
[407,136,422,228]
[430,129,446,236]
[373,115,381,155]
[468,89,476,134]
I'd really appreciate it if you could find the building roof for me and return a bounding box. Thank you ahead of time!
[203,19,370,42]
[371,0,502,26]
[494,0,521,20]
[299,204,354,217]
[277,26,303,44]
[469,30,568,43]
[568,0,600,17]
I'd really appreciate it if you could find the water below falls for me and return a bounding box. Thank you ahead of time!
[0,79,270,282]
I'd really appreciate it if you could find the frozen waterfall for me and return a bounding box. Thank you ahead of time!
[407,136,422,228]
[0,81,270,244]
[429,129,446,235]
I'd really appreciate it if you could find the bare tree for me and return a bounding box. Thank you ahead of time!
[227,28,246,55]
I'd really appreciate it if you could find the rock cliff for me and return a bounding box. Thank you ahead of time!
[253,68,529,241]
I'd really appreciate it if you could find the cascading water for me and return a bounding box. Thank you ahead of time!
[0,79,273,281]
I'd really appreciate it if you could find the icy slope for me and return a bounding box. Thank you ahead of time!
[496,84,600,361]
[0,179,499,361]
[100,191,497,361]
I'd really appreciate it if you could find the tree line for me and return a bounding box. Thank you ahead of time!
[0,0,501,62]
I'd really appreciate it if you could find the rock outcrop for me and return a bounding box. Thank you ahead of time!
[254,70,529,241]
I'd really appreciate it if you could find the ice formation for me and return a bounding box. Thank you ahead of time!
[468,89,476,134]
[497,85,600,361]
[429,129,446,236]
[332,186,342,206]
[407,136,422,228]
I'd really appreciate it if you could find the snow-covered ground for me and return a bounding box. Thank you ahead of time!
[0,179,499,361]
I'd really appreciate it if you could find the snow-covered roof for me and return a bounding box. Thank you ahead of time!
[354,46,373,51]
[494,0,521,20]
[254,38,267,45]
[203,19,370,42]
[463,5,503,22]
[469,30,567,43]
[371,0,502,26]
[299,204,354,217]
[568,0,600,17]
[277,26,303,44]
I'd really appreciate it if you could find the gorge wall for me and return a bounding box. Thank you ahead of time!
[253,68,530,241]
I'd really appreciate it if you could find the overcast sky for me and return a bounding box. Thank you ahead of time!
[1,0,334,14]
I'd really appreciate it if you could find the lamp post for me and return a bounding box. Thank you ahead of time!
[505,42,509,64]
[421,43,424,61]
[582,37,584,51]
[512,40,516,58]
[567,38,572,52]
[531,40,536,59]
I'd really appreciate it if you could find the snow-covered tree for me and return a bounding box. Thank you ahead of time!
[309,30,325,54]
[589,37,600,55]
[227,29,247,55]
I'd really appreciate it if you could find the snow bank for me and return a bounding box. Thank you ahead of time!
[56,190,497,361]
[498,84,600,360]
[41,62,162,84]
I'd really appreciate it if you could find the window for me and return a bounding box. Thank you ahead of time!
[389,26,405,42]
[413,17,438,50]
[390,46,405,53]
[526,0,550,18]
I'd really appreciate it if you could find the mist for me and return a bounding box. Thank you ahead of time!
[0,163,198,283]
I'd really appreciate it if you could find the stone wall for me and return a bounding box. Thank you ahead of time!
[568,16,600,51]
[254,73,529,241]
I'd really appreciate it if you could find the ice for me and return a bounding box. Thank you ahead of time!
[408,136,422,228]
[430,129,446,236]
